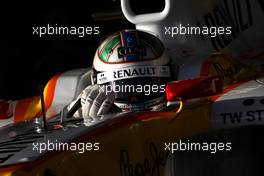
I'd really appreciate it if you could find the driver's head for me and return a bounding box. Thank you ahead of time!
[91,29,171,111]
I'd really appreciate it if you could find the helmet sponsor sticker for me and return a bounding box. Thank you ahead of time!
[117,45,146,59]
[97,66,170,84]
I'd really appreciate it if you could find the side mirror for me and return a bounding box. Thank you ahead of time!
[0,99,13,119]
[166,76,223,101]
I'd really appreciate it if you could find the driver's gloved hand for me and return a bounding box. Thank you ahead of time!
[67,85,115,126]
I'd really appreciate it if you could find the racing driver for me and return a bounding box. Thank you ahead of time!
[68,29,172,126]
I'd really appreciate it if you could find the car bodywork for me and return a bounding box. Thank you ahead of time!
[0,0,263,175]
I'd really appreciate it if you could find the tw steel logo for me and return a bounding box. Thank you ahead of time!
[117,45,146,58]
[221,98,264,125]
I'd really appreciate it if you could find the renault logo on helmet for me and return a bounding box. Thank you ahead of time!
[117,45,146,58]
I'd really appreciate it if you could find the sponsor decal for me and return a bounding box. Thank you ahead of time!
[213,97,264,128]
[221,98,264,125]
[118,45,146,58]
[97,66,170,84]
[201,54,255,85]
[196,0,262,50]
[120,142,170,176]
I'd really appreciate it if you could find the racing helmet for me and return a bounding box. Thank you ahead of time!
[92,29,171,111]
